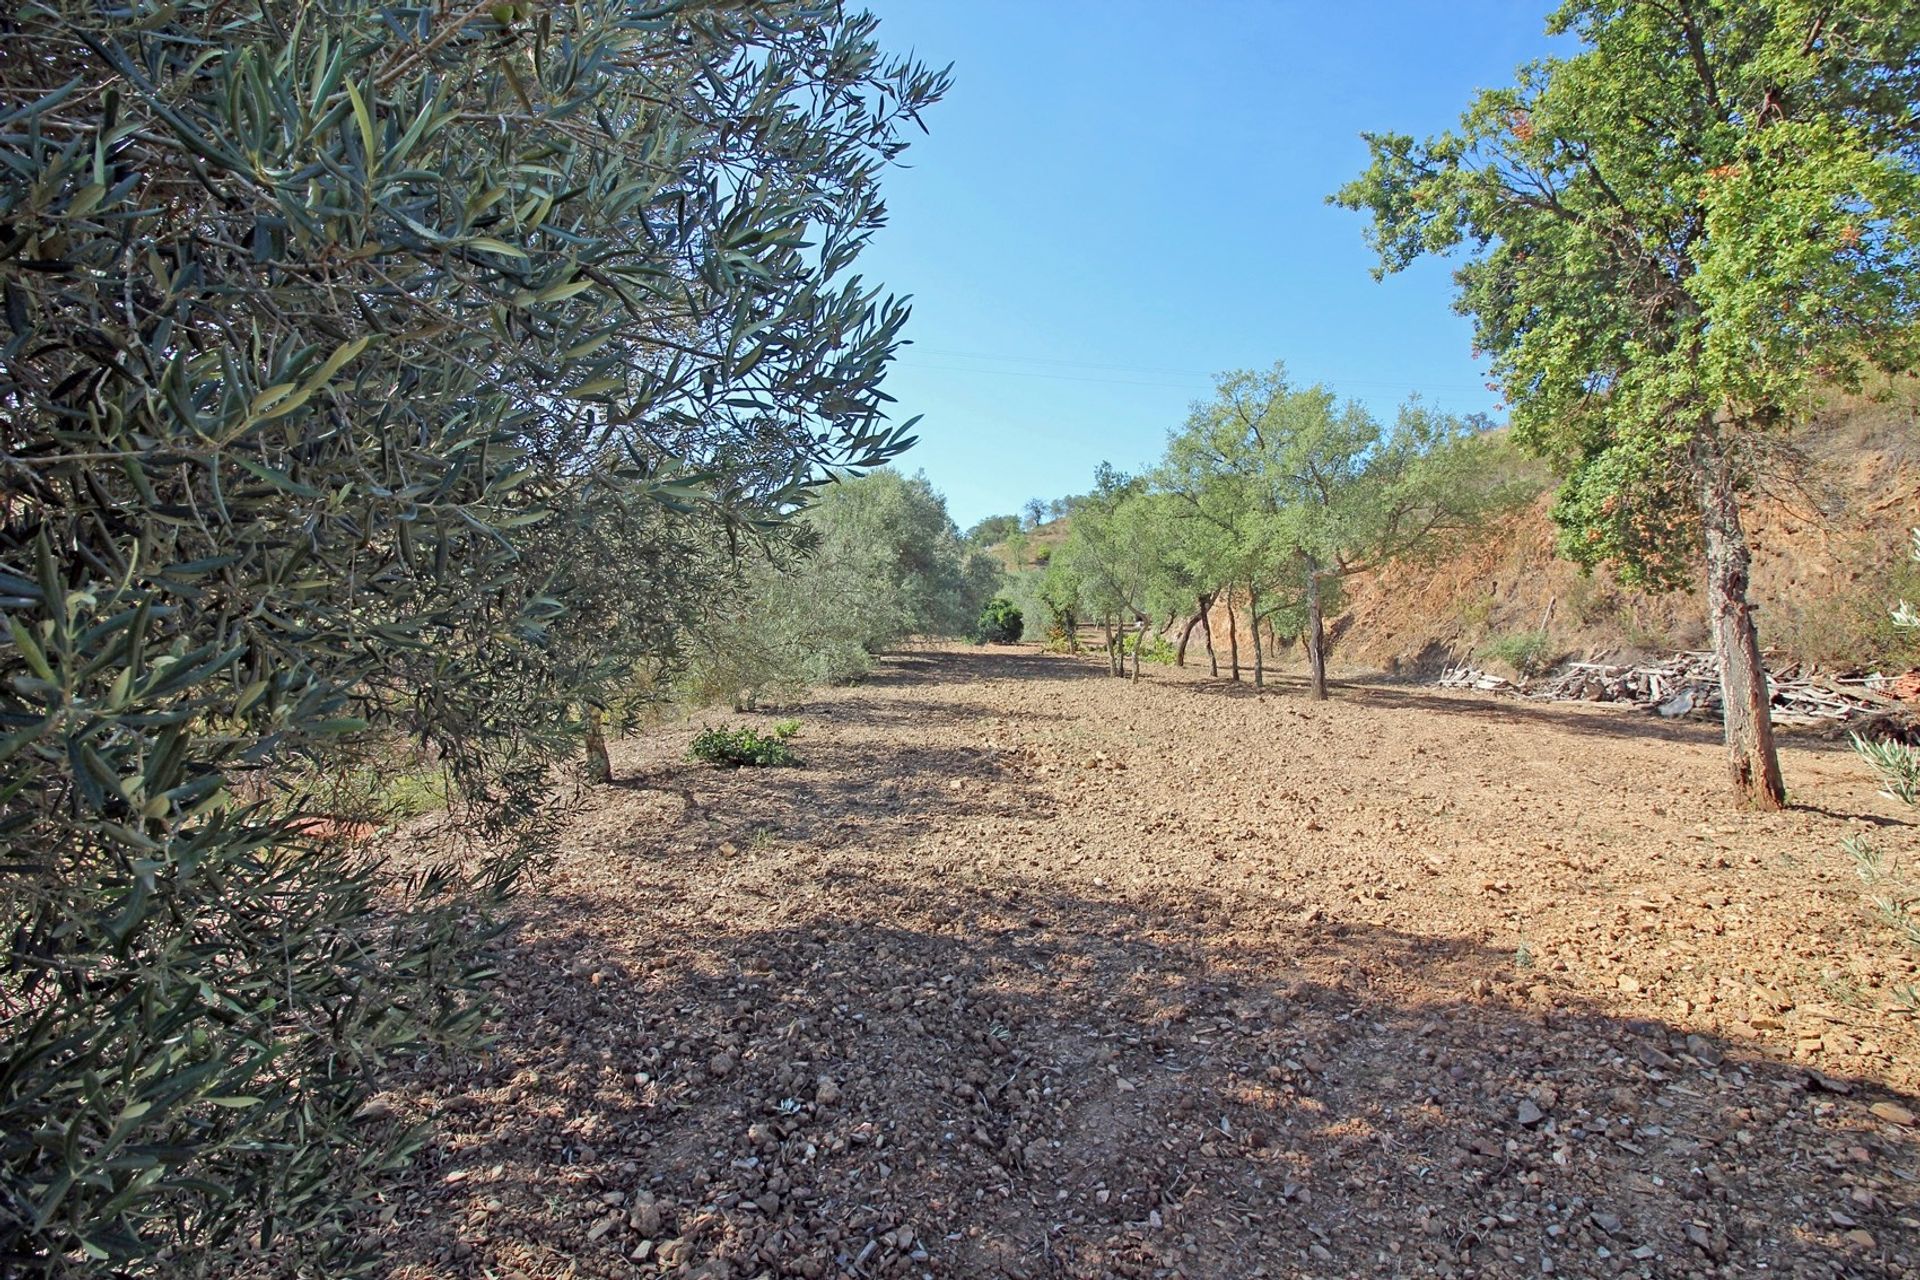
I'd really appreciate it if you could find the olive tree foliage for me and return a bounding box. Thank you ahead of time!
[964,513,1024,546]
[1056,467,1188,679]
[1844,530,1920,1004]
[1334,0,1920,804]
[679,470,999,708]
[0,0,944,1272]
[1162,366,1524,694]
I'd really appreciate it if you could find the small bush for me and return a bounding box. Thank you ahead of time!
[689,725,802,768]
[1122,631,1177,665]
[1479,630,1557,677]
[972,597,1024,644]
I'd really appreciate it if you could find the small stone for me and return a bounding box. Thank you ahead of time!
[1617,975,1642,995]
[1517,1099,1547,1127]
[1869,1101,1915,1126]
[707,1052,735,1079]
[1684,1034,1723,1066]
[815,1076,842,1106]
[1843,1228,1876,1249]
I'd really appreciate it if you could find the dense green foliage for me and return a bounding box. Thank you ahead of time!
[0,1,941,1272]
[972,598,1025,644]
[1159,366,1531,691]
[1335,0,1920,802]
[688,723,801,769]
[1480,630,1559,678]
[965,514,1024,546]
[1033,369,1523,685]
[1846,530,1920,1005]
[1335,0,1920,584]
[678,470,1000,707]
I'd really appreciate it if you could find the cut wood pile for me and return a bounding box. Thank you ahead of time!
[1438,651,1920,726]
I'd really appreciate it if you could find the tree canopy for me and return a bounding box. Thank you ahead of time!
[1334,0,1920,803]
[0,1,943,1269]
[1161,365,1527,695]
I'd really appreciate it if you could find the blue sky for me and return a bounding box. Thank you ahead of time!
[856,1,1565,529]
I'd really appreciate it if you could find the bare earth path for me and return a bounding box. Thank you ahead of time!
[381,646,1920,1280]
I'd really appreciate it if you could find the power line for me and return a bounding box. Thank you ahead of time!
[896,352,1492,397]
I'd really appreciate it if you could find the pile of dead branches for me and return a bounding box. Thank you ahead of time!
[1438,652,1920,726]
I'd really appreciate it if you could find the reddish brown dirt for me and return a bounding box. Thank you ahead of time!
[376,646,1920,1280]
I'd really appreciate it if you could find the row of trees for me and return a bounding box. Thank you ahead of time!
[0,1,945,1273]
[676,469,1000,714]
[1036,367,1532,694]
[1335,0,1920,807]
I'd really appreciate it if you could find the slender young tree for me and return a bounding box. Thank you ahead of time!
[1335,1,1920,805]
[1166,366,1520,697]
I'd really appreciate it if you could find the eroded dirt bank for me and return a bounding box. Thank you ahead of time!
[379,646,1920,1280]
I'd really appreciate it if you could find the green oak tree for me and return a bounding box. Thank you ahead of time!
[1335,0,1920,805]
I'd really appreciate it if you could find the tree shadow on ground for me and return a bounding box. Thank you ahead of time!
[1176,671,1877,759]
[584,726,1058,857]
[859,647,1110,690]
[375,869,1920,1280]
[802,695,1076,732]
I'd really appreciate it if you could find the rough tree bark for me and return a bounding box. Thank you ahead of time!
[582,706,612,783]
[1226,593,1240,681]
[1167,591,1213,671]
[1303,559,1329,701]
[1248,582,1265,688]
[1694,430,1785,808]
[1175,612,1199,666]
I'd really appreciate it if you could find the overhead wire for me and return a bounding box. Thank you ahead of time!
[893,347,1493,397]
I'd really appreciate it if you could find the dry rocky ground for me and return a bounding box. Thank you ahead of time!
[375,645,1920,1280]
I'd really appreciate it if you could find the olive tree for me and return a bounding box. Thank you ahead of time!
[1336,0,1920,804]
[678,470,998,709]
[1164,366,1518,696]
[0,1,943,1271]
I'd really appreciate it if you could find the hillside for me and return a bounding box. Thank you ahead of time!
[1336,388,1920,677]
[999,387,1920,678]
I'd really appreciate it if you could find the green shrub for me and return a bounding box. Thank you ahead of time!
[689,725,803,768]
[1845,529,1920,1011]
[973,597,1025,644]
[1479,630,1558,677]
[1122,631,1178,665]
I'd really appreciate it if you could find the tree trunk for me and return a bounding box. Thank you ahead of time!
[1696,431,1785,808]
[1175,609,1202,667]
[1249,582,1264,688]
[1226,593,1240,681]
[582,706,612,783]
[1303,562,1329,701]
